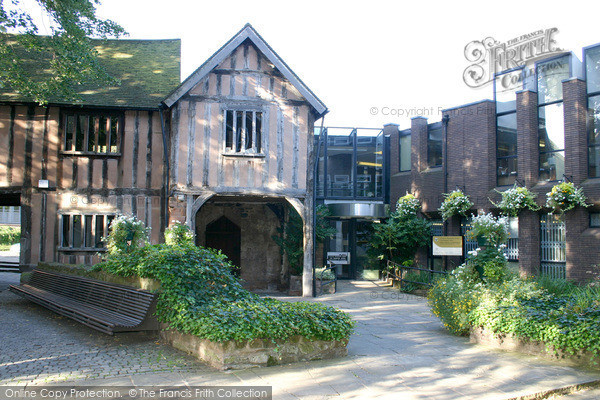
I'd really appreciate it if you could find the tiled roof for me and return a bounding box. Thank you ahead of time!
[0,36,181,109]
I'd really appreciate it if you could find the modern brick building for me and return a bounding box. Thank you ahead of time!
[388,46,600,282]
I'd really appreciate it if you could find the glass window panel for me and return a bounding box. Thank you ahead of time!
[97,116,108,153]
[245,111,253,150]
[356,136,376,198]
[65,115,75,151]
[589,95,600,146]
[225,110,233,149]
[84,215,93,247]
[72,215,82,248]
[497,113,517,157]
[327,133,354,197]
[539,103,565,152]
[110,117,119,153]
[399,134,411,172]
[537,55,570,104]
[255,112,262,153]
[61,215,70,247]
[235,111,243,152]
[427,127,442,167]
[540,151,565,181]
[586,45,600,94]
[75,116,85,151]
[589,146,600,178]
[590,212,600,228]
[495,69,523,113]
[497,157,518,186]
[95,215,105,248]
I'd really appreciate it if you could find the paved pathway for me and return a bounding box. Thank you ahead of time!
[1,274,599,399]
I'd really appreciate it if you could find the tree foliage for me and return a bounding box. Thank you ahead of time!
[272,205,337,276]
[370,199,431,264]
[0,0,126,103]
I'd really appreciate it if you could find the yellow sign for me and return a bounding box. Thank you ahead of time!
[432,236,463,256]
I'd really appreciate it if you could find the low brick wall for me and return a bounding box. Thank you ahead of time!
[470,326,599,369]
[160,328,348,370]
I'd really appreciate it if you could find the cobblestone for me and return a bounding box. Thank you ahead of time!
[0,274,207,385]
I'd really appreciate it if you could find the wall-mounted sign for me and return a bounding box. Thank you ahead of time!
[327,252,350,265]
[432,236,463,256]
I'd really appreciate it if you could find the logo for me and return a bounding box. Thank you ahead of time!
[463,28,562,89]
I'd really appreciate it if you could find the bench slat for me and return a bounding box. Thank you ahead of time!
[9,270,159,335]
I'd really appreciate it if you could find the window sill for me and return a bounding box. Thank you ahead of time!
[61,151,121,158]
[57,247,107,252]
[222,153,266,158]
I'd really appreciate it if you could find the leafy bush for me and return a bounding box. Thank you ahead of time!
[106,215,149,254]
[164,221,194,247]
[439,189,473,221]
[315,267,335,281]
[428,275,482,335]
[0,226,20,245]
[492,184,540,217]
[399,270,430,293]
[98,218,354,343]
[370,198,431,263]
[546,181,589,214]
[429,267,600,361]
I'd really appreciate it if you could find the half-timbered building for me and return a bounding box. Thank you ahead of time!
[0,25,327,296]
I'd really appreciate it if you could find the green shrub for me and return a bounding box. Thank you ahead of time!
[164,222,194,247]
[315,267,335,281]
[369,202,431,264]
[106,215,149,255]
[428,276,482,335]
[429,269,600,360]
[97,220,354,343]
[0,226,20,245]
[399,269,430,293]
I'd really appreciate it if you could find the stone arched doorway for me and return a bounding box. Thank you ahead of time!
[205,216,241,276]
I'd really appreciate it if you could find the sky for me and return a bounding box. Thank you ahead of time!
[53,1,600,128]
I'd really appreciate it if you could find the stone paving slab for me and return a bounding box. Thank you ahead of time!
[1,273,599,399]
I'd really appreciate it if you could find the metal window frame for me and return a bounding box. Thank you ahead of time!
[427,122,443,168]
[62,110,123,155]
[58,212,114,251]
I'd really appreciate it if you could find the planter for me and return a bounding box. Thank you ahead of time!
[288,275,302,296]
[316,280,335,295]
[470,326,599,370]
[160,328,348,370]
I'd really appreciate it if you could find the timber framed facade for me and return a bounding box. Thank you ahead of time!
[0,24,327,296]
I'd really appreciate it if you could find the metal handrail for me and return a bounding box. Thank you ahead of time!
[316,264,337,295]
[386,260,448,288]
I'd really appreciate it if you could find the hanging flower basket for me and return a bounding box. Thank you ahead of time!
[396,193,421,218]
[545,182,589,214]
[439,189,473,221]
[492,184,541,217]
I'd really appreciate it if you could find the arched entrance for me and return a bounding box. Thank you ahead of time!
[205,216,241,276]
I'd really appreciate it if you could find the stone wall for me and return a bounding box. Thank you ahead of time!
[194,201,285,291]
[160,328,348,370]
[470,326,599,370]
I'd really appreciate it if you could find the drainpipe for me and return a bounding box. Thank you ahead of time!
[159,104,170,233]
[442,114,450,270]
[312,115,326,297]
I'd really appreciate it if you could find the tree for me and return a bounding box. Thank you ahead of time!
[369,194,431,264]
[0,0,126,103]
[273,205,337,276]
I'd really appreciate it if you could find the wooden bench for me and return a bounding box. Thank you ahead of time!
[9,270,159,335]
